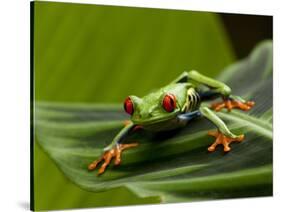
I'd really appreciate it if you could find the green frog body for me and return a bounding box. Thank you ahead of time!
[88,71,255,175]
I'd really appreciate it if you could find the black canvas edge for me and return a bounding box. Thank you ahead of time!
[30,1,34,211]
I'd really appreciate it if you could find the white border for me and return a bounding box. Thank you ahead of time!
[37,0,275,15]
[0,0,280,211]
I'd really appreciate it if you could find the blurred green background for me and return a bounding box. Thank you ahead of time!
[32,1,272,210]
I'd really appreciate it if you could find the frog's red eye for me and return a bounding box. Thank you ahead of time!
[124,97,134,115]
[162,93,176,112]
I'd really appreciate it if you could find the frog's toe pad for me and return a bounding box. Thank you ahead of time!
[207,130,244,152]
[88,143,138,175]
[211,99,255,112]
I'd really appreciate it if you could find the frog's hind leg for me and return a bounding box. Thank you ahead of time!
[188,70,232,96]
[211,96,255,112]
[170,71,189,84]
[188,70,255,112]
[199,106,244,152]
[198,90,221,101]
[198,90,255,112]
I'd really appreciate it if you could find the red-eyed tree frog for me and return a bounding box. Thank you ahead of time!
[88,71,255,175]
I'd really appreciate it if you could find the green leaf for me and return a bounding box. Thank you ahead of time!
[35,41,273,204]
[34,1,235,103]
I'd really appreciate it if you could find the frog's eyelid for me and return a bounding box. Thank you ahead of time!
[129,95,142,105]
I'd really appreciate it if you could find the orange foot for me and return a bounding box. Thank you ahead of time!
[211,99,255,112]
[207,130,244,152]
[88,143,138,175]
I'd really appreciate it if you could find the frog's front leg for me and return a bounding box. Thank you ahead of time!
[199,106,244,152]
[88,121,139,175]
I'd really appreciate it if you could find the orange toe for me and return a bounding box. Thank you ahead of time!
[207,130,245,152]
[211,99,255,112]
[88,142,139,175]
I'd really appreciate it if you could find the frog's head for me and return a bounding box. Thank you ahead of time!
[123,84,186,126]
